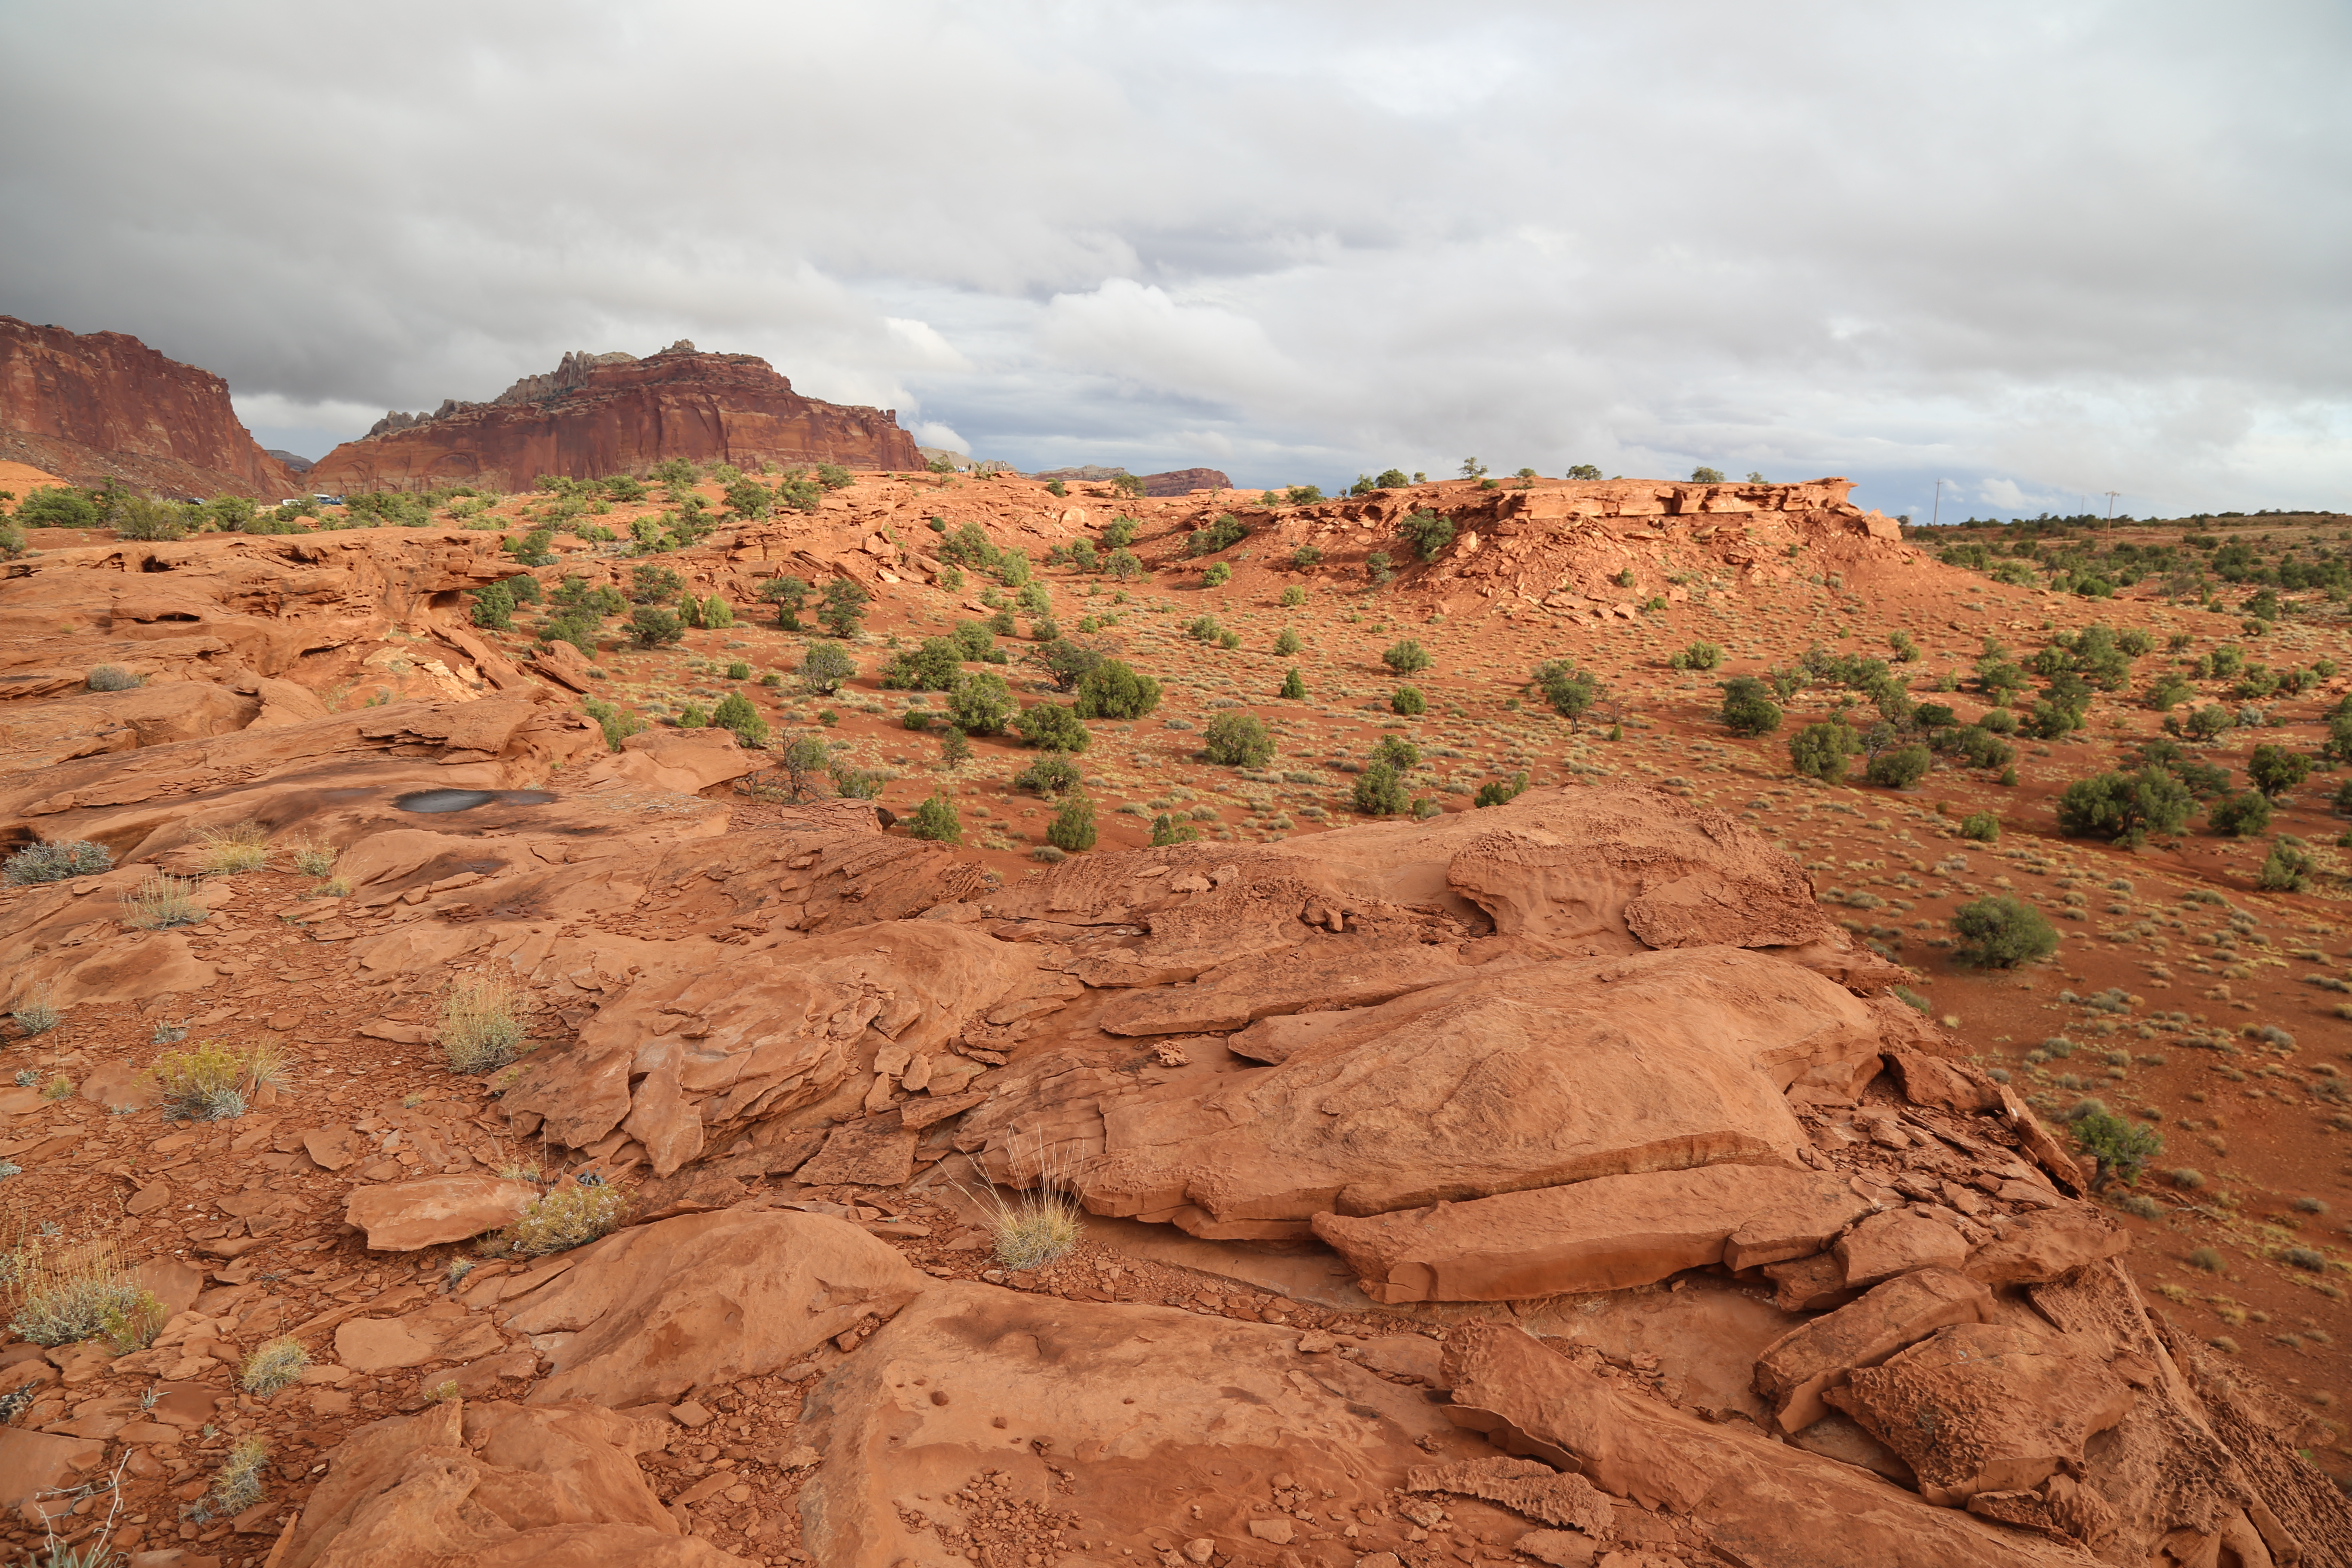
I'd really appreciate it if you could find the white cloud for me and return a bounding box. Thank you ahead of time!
[3,0,2345,510]
[911,422,967,454]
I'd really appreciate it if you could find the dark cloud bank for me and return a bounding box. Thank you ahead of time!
[3,0,2346,517]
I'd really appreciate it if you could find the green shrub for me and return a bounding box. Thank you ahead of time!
[948,671,1015,734]
[1364,551,1394,585]
[1888,630,1919,662]
[1280,668,1307,699]
[2056,769,2196,845]
[1203,711,1273,767]
[773,735,832,800]
[2072,1110,2162,1191]
[1957,811,2000,842]
[2257,838,2314,892]
[1013,702,1091,752]
[801,641,856,694]
[1474,771,1531,808]
[627,606,685,648]
[2247,744,2312,800]
[761,574,811,628]
[1866,744,1932,790]
[580,698,645,751]
[113,495,194,542]
[909,792,962,843]
[2208,790,2273,838]
[883,638,964,691]
[15,485,98,529]
[1390,684,1425,716]
[1536,662,1602,729]
[1101,515,1139,549]
[1788,722,1856,782]
[1382,639,1430,674]
[712,692,769,747]
[1016,754,1082,797]
[815,462,854,490]
[502,1181,631,1258]
[817,578,870,636]
[1289,547,1321,570]
[1187,514,1249,556]
[1074,660,1162,720]
[1671,640,1723,671]
[1047,794,1098,851]
[4,840,113,885]
[1951,895,2059,969]
[1353,761,1411,815]
[1273,626,1302,656]
[1397,509,1455,561]
[630,564,684,602]
[1718,677,1782,736]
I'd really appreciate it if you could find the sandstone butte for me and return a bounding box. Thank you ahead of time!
[303,342,924,495]
[0,459,2345,1568]
[0,316,303,500]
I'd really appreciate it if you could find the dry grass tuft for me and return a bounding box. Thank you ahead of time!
[240,1335,309,1395]
[6,1240,165,1350]
[207,1436,270,1516]
[440,974,528,1074]
[150,1039,279,1121]
[195,822,271,874]
[122,871,204,929]
[8,983,60,1037]
[496,1179,629,1258]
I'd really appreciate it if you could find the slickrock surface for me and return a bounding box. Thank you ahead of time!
[0,468,2346,1568]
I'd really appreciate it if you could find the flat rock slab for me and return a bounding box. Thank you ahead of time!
[795,1280,1474,1567]
[346,1174,538,1250]
[1835,1207,1968,1289]
[795,1119,919,1188]
[1442,1321,2086,1568]
[1314,1165,1871,1303]
[502,1209,928,1409]
[1753,1267,1994,1433]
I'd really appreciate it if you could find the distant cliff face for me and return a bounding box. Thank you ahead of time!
[0,316,302,499]
[307,344,925,493]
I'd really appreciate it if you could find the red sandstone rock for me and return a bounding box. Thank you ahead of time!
[1752,1267,1995,1433]
[1965,1208,2129,1286]
[344,1174,539,1250]
[1313,1165,1870,1303]
[1442,1321,2081,1568]
[1834,1207,1971,1289]
[1826,1323,2137,1510]
[307,344,921,494]
[0,315,301,498]
[500,1210,928,1408]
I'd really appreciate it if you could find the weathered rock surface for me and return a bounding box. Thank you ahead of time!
[1442,1321,2083,1568]
[1752,1268,1996,1433]
[1827,1323,2137,1508]
[795,1280,1470,1567]
[500,1210,928,1408]
[307,343,922,494]
[344,1175,539,1251]
[0,315,302,497]
[1314,1164,1873,1302]
[276,1400,749,1568]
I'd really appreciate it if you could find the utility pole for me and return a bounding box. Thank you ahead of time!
[1931,478,1943,528]
[2104,490,2121,536]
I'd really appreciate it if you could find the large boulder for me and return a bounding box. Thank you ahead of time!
[1752,1268,1996,1433]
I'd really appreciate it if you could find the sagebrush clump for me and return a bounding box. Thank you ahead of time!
[499,1180,631,1258]
[440,974,528,1074]
[7,1243,165,1350]
[3,839,113,885]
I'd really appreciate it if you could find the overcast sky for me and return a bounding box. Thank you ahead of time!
[3,1,2345,518]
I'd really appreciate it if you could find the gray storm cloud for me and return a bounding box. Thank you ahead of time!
[0,0,2344,516]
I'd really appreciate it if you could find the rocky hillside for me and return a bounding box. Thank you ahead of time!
[305,343,923,494]
[0,317,303,500]
[0,472,2345,1567]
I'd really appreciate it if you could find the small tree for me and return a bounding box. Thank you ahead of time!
[470,582,515,630]
[711,692,769,747]
[1104,547,1142,581]
[1788,722,1855,783]
[1279,668,1307,699]
[1718,677,1782,736]
[1951,895,2058,969]
[909,792,962,843]
[2257,837,2314,892]
[723,477,772,518]
[948,672,1015,734]
[1383,639,1431,675]
[630,564,684,603]
[760,575,811,629]
[628,606,685,648]
[1013,702,1091,752]
[1273,627,1302,655]
[817,578,870,636]
[1353,761,1411,815]
[1203,711,1273,767]
[2071,1110,2162,1191]
[2246,744,2312,800]
[1537,662,1602,730]
[1016,754,1082,797]
[2208,790,2272,838]
[1671,640,1722,671]
[1047,794,1098,852]
[1474,771,1531,808]
[1074,660,1162,720]
[1390,684,1425,716]
[1365,551,1394,585]
[801,641,856,694]
[775,735,831,800]
[1958,811,2000,842]
[938,727,973,770]
[1150,812,1199,846]
[1690,466,1727,484]
[1397,509,1455,561]
[2055,768,2196,845]
[1866,744,1932,790]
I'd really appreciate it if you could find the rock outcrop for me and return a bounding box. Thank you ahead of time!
[0,315,303,499]
[307,343,922,493]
